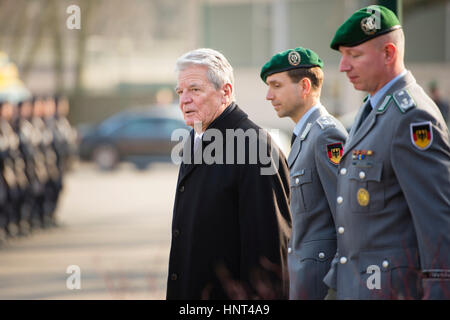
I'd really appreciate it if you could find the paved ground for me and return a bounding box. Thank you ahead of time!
[0,161,179,300]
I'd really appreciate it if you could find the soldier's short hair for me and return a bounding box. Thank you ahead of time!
[287,66,324,91]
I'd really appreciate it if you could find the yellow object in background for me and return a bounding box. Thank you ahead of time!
[0,51,31,103]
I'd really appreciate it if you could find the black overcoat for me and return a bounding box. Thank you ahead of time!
[166,103,291,299]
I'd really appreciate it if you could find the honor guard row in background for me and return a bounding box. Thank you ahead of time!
[0,95,77,246]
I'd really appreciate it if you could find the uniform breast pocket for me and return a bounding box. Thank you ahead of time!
[349,162,384,213]
[290,169,312,213]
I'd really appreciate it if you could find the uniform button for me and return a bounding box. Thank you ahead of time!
[318,252,325,259]
[340,257,347,264]
[295,178,299,184]
[179,185,185,192]
[340,168,347,175]
[338,227,345,234]
[382,260,389,268]
[359,171,366,179]
[170,273,178,281]
[337,196,343,204]
[288,247,292,254]
[173,229,180,237]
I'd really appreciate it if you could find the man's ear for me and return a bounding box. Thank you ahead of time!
[222,83,233,103]
[299,77,312,98]
[384,43,397,65]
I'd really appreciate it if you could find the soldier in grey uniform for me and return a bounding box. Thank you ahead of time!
[261,47,348,299]
[324,5,450,299]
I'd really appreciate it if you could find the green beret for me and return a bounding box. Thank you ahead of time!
[260,47,323,83]
[330,5,401,50]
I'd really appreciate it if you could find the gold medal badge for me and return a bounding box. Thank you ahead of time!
[357,188,370,207]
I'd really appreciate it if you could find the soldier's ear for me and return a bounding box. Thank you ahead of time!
[299,77,312,98]
[384,43,397,65]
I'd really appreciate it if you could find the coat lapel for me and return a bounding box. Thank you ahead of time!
[177,103,248,184]
[178,130,196,183]
[287,107,324,168]
[287,131,303,168]
[342,107,377,159]
[347,99,368,143]
[342,99,375,159]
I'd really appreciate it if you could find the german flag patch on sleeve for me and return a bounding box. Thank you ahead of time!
[410,121,433,150]
[327,142,343,164]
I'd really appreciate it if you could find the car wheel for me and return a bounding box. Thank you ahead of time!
[92,145,119,170]
[134,161,149,171]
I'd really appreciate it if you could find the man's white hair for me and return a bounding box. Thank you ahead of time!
[176,48,235,101]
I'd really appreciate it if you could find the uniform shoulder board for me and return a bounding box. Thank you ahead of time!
[316,115,336,130]
[392,89,416,113]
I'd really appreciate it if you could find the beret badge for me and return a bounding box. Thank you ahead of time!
[260,47,323,82]
[288,51,301,66]
[360,15,378,35]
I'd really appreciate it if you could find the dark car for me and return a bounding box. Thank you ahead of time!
[78,105,189,170]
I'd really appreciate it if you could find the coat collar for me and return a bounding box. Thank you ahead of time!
[178,102,248,183]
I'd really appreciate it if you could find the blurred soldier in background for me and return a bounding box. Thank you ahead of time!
[0,102,29,236]
[15,99,45,233]
[31,96,59,228]
[429,81,449,124]
[0,102,10,244]
[42,96,63,226]
[53,95,77,174]
[0,101,29,237]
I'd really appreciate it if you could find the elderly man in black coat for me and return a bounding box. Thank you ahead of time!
[166,48,292,300]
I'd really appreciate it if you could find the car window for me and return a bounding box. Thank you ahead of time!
[98,114,130,135]
[160,119,189,137]
[111,118,187,139]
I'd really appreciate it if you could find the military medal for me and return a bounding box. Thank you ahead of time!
[410,121,433,150]
[352,149,373,160]
[327,142,343,164]
[357,188,370,206]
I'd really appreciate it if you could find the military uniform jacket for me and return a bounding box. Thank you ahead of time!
[166,103,292,300]
[287,106,348,299]
[324,72,450,299]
